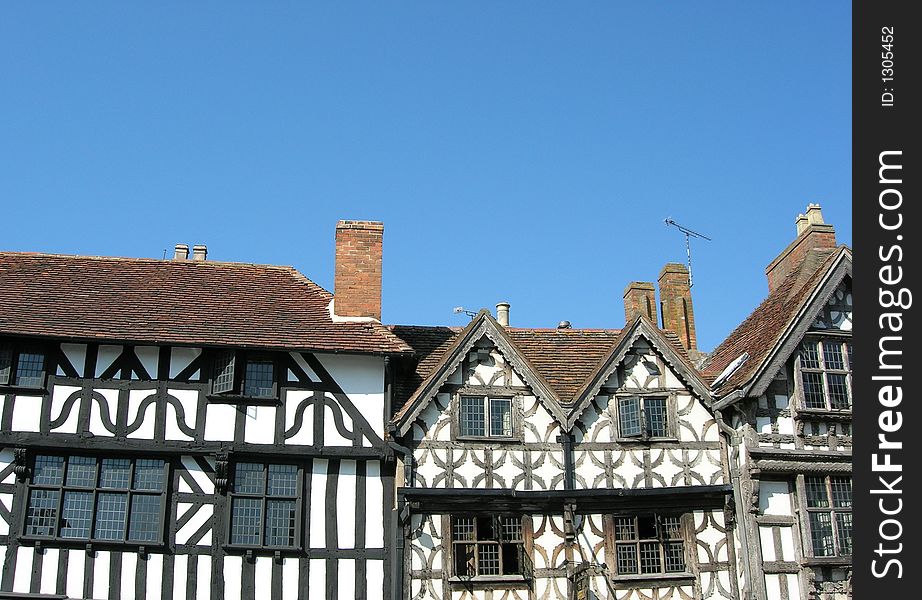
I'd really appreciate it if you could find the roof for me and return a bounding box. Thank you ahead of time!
[702,246,850,395]
[389,319,695,421]
[0,252,411,354]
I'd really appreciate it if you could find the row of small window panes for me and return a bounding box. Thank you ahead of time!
[801,371,850,409]
[805,476,851,509]
[0,347,46,387]
[805,476,852,557]
[32,456,164,490]
[800,340,852,371]
[618,397,668,438]
[459,396,512,437]
[614,515,685,575]
[230,463,298,546]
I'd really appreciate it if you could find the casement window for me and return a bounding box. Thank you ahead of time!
[24,455,167,544]
[458,395,513,438]
[804,475,852,557]
[452,515,529,578]
[229,462,300,548]
[798,338,852,410]
[617,396,669,439]
[211,350,278,399]
[0,344,46,389]
[613,514,686,575]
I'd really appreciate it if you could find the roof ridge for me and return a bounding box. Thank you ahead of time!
[0,250,303,272]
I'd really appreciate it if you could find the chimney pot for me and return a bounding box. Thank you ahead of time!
[805,204,825,225]
[191,245,208,261]
[334,220,384,320]
[795,214,808,235]
[173,244,189,261]
[766,204,837,292]
[496,302,510,327]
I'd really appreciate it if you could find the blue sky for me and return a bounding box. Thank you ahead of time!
[1,2,851,351]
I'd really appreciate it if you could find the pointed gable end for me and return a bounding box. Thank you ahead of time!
[391,310,567,437]
[567,315,712,430]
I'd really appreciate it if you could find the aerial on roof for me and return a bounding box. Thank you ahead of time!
[0,252,411,354]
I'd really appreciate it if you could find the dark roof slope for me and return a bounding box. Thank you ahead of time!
[702,247,847,393]
[0,252,411,354]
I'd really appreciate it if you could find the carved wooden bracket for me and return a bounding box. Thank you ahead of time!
[723,494,737,528]
[563,503,576,542]
[215,453,230,494]
[13,448,29,481]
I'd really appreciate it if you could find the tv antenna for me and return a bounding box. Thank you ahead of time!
[664,218,712,288]
[453,306,477,319]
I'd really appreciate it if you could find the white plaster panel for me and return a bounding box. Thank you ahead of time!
[48,385,81,434]
[283,390,313,446]
[323,400,353,446]
[663,363,684,388]
[96,345,122,377]
[66,549,86,599]
[533,451,563,490]
[166,389,198,441]
[196,555,211,600]
[774,394,790,410]
[777,416,795,435]
[760,481,793,515]
[523,398,558,443]
[121,551,138,600]
[93,550,111,600]
[454,450,483,488]
[135,346,160,379]
[765,573,783,600]
[88,388,119,437]
[126,388,158,439]
[365,461,384,548]
[337,460,357,548]
[308,560,326,600]
[780,526,797,562]
[253,557,272,599]
[759,526,777,562]
[170,347,202,379]
[309,459,328,547]
[314,353,384,434]
[0,449,13,484]
[283,556,300,600]
[39,547,59,595]
[616,451,645,489]
[176,503,213,545]
[243,404,277,445]
[494,450,521,489]
[0,493,12,536]
[289,351,319,381]
[180,456,215,494]
[60,343,87,377]
[785,574,801,600]
[223,556,243,600]
[204,402,237,442]
[146,553,164,600]
[366,560,384,600]
[414,450,440,487]
[11,395,43,433]
[172,554,187,600]
[338,559,356,600]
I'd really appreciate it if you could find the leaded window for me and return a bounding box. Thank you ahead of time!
[804,475,852,557]
[452,515,528,578]
[211,351,277,399]
[0,344,46,389]
[798,338,852,410]
[617,396,669,439]
[458,396,513,438]
[613,514,686,575]
[229,462,300,547]
[24,455,167,543]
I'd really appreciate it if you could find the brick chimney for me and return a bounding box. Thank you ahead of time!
[658,264,697,351]
[334,220,384,320]
[765,204,836,292]
[623,282,658,326]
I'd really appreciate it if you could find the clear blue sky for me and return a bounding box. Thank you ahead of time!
[1,2,851,351]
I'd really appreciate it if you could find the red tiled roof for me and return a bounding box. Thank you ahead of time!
[0,252,411,354]
[702,247,847,393]
[388,323,694,415]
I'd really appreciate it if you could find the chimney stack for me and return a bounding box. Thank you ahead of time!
[191,245,208,261]
[623,282,658,326]
[658,263,697,351]
[334,220,384,320]
[765,204,836,292]
[173,244,189,261]
[496,302,510,327]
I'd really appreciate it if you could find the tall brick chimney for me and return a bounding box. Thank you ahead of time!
[765,204,836,292]
[658,264,697,351]
[334,220,384,320]
[623,282,658,326]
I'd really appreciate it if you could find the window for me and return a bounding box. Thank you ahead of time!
[452,515,527,578]
[229,462,300,548]
[458,396,513,438]
[24,455,167,543]
[613,514,686,575]
[617,396,669,439]
[211,350,278,399]
[804,475,852,557]
[798,338,852,410]
[0,344,46,388]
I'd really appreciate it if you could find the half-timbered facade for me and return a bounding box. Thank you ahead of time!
[389,274,738,600]
[1,221,410,600]
[704,205,852,600]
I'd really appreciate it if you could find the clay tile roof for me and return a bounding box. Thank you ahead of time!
[702,247,846,393]
[0,252,411,354]
[388,324,694,416]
